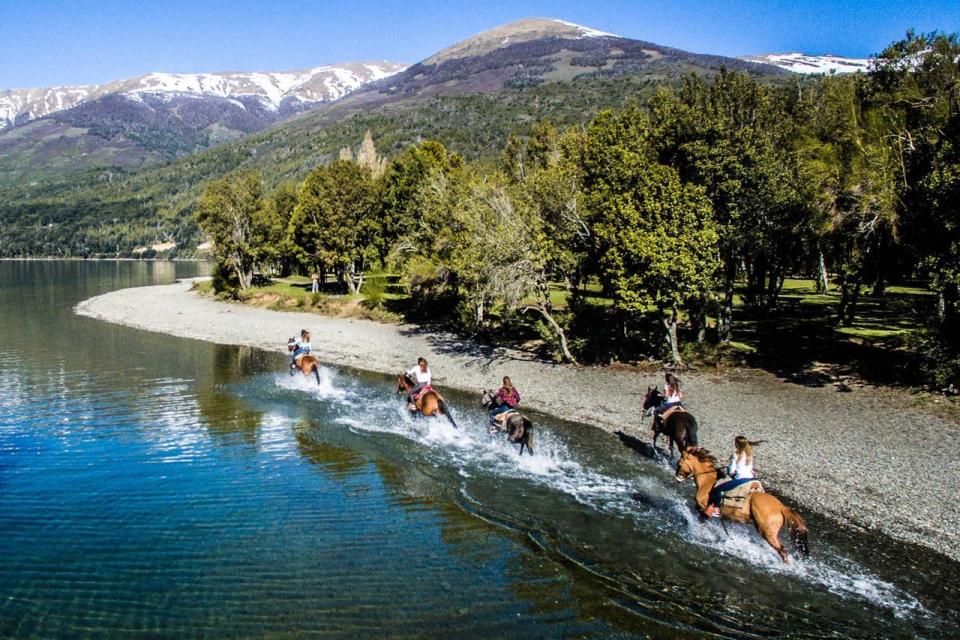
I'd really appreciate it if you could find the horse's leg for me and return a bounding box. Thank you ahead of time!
[754,504,790,563]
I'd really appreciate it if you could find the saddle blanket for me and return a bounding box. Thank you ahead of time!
[719,479,764,508]
[412,385,434,400]
[494,410,519,423]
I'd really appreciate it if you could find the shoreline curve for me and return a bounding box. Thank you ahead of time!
[75,279,960,562]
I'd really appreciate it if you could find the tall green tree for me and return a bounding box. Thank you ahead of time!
[581,108,720,363]
[288,160,377,293]
[194,170,266,290]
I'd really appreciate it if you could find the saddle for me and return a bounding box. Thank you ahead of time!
[660,405,686,423]
[717,479,764,508]
[412,384,434,401]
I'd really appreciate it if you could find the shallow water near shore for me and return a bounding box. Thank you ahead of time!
[0,261,957,638]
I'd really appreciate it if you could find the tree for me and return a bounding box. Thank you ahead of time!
[581,108,720,363]
[650,72,802,339]
[288,160,377,293]
[194,170,266,290]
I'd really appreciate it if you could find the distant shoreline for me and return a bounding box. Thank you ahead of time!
[75,279,960,562]
[0,257,210,262]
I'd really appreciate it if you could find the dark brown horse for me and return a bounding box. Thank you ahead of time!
[396,374,458,428]
[292,354,322,385]
[676,447,809,563]
[481,390,534,455]
[643,386,698,458]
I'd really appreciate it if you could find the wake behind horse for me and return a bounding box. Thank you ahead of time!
[397,373,457,428]
[481,390,534,455]
[643,386,698,458]
[676,446,809,563]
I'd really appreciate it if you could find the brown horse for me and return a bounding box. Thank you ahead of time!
[396,374,458,428]
[481,390,534,455]
[675,446,809,563]
[643,387,698,458]
[293,354,322,385]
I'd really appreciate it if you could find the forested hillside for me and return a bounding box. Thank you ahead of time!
[191,31,960,387]
[0,18,787,258]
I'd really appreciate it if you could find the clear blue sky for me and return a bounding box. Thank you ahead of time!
[2,0,957,88]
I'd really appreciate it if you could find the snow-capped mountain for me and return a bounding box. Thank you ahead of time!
[0,61,406,130]
[740,53,871,75]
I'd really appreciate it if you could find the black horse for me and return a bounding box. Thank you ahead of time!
[481,390,534,455]
[642,386,698,458]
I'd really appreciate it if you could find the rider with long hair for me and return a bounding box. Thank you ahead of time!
[705,435,762,518]
[288,329,312,370]
[651,372,683,431]
[489,376,521,419]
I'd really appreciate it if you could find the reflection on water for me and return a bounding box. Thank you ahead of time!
[0,261,957,639]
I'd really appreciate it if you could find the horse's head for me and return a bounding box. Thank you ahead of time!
[642,386,662,411]
[396,373,412,395]
[675,446,717,483]
[480,389,495,408]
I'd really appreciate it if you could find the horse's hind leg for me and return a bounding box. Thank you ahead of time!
[760,525,790,563]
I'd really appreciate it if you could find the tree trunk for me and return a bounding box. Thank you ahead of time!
[871,278,887,297]
[717,258,736,343]
[523,304,577,365]
[690,294,708,343]
[661,306,683,365]
[845,280,862,326]
[816,247,830,293]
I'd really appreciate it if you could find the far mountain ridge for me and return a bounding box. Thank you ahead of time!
[0,62,407,131]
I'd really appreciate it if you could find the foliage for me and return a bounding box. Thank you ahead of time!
[194,169,268,291]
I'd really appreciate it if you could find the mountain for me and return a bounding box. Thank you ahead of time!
[740,53,871,75]
[0,62,406,184]
[0,63,407,130]
[332,17,787,111]
[0,17,795,257]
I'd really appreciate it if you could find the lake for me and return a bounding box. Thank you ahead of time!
[0,260,956,638]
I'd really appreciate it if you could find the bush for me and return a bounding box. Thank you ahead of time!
[310,292,326,307]
[911,328,960,390]
[211,262,239,295]
[362,274,387,309]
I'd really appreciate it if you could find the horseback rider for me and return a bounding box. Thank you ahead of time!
[489,376,521,419]
[705,436,761,518]
[405,357,432,408]
[288,329,312,370]
[651,372,684,432]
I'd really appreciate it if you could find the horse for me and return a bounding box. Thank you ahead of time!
[292,353,322,385]
[642,386,698,458]
[396,373,458,428]
[481,390,534,455]
[675,446,809,563]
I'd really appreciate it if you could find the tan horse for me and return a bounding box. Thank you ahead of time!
[396,374,458,428]
[293,354,322,385]
[675,446,809,563]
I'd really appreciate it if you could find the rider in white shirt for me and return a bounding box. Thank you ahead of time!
[706,436,761,518]
[406,357,432,399]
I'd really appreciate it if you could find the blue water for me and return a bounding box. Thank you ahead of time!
[0,261,956,638]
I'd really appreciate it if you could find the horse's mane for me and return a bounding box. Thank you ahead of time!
[686,446,719,467]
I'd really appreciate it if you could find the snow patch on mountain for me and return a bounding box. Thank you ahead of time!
[0,61,407,129]
[552,19,618,39]
[742,53,871,75]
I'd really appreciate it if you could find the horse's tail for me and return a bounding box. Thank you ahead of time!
[782,506,809,559]
[522,417,533,454]
[438,398,458,429]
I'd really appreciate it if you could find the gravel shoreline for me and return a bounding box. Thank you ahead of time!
[76,280,960,561]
